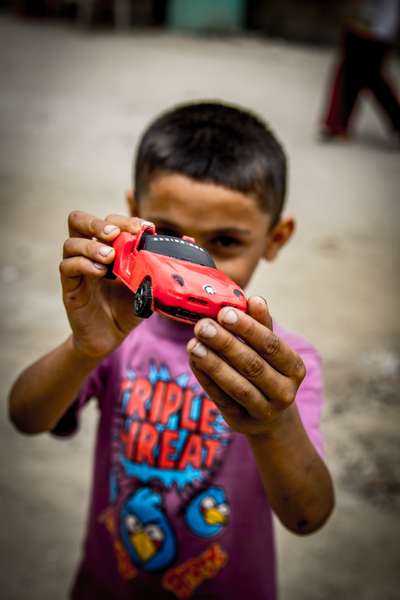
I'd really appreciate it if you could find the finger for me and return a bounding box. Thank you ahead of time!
[247,296,272,329]
[189,363,275,435]
[194,318,296,408]
[187,338,273,420]
[63,237,115,264]
[68,211,121,241]
[105,214,155,235]
[189,360,248,422]
[216,305,306,383]
[59,256,107,291]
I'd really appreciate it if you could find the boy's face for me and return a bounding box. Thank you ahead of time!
[130,173,293,290]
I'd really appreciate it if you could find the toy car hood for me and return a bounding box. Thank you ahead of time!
[139,250,245,301]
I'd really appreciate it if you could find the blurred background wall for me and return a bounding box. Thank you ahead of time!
[5,0,356,42]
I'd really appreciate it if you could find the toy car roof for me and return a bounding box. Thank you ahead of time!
[139,234,216,268]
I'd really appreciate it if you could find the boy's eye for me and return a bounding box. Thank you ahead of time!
[210,236,241,248]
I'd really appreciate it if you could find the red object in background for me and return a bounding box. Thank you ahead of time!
[111,224,247,324]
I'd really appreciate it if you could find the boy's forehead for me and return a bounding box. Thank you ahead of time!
[141,173,270,233]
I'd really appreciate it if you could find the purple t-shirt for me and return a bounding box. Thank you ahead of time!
[54,314,323,600]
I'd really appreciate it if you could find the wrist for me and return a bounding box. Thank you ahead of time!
[246,403,298,446]
[64,335,104,372]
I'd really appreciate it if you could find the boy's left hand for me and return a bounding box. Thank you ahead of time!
[187,296,306,436]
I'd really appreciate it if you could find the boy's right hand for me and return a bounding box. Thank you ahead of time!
[60,211,151,360]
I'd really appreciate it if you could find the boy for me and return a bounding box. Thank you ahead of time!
[9,102,334,599]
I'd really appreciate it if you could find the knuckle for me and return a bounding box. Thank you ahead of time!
[74,256,85,270]
[260,402,273,420]
[213,395,234,412]
[264,332,280,357]
[280,386,295,406]
[63,238,72,254]
[222,400,237,413]
[68,210,80,228]
[219,333,236,354]
[130,217,143,231]
[81,256,95,274]
[208,356,224,377]
[241,353,265,379]
[89,217,99,236]
[87,238,98,254]
[241,317,255,338]
[294,357,306,383]
[235,381,254,404]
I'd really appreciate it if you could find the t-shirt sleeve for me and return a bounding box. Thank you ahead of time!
[51,356,111,438]
[295,345,325,457]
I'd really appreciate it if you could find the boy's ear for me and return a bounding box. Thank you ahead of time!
[264,216,295,261]
[126,189,139,216]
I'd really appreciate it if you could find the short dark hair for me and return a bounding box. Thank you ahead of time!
[134,102,287,226]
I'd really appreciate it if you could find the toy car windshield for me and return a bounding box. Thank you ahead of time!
[139,234,216,268]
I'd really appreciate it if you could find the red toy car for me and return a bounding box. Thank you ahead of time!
[111,223,247,324]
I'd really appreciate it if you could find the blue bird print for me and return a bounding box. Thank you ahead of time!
[185,486,230,537]
[120,487,176,571]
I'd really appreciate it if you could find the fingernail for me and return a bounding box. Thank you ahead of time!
[199,321,217,338]
[141,220,155,227]
[104,224,119,235]
[221,308,238,324]
[99,245,114,257]
[254,296,267,305]
[190,341,208,358]
[93,262,106,270]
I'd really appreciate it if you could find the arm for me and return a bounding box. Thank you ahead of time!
[8,211,150,435]
[9,337,99,434]
[187,296,334,535]
[247,404,334,534]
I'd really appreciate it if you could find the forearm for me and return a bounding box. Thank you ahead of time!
[8,336,100,434]
[247,403,334,534]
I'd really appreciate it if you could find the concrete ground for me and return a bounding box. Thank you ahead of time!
[0,15,399,600]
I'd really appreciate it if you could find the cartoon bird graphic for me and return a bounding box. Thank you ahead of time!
[120,487,176,571]
[185,486,230,537]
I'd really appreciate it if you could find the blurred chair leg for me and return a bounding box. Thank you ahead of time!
[114,0,131,28]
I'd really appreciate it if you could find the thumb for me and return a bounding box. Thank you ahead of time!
[247,296,273,330]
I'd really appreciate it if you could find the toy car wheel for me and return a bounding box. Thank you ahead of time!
[133,278,153,318]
